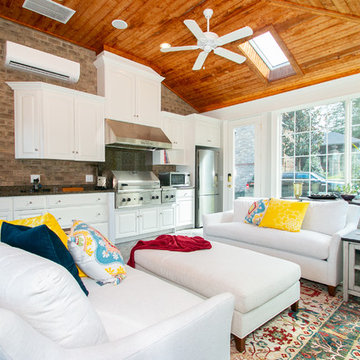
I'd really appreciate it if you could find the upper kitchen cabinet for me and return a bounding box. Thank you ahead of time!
[7,82,105,162]
[161,111,185,149]
[188,114,221,148]
[94,51,164,128]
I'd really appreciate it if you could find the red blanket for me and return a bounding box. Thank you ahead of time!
[127,234,212,268]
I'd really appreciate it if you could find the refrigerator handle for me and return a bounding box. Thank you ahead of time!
[214,173,218,188]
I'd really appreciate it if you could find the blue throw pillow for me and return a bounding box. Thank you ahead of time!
[1,222,88,296]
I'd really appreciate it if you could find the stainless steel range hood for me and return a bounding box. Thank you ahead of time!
[105,119,172,151]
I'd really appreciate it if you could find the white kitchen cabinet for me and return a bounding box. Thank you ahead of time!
[161,112,185,149]
[94,51,164,128]
[7,82,105,162]
[47,193,109,235]
[74,95,105,162]
[114,204,176,242]
[187,114,221,148]
[135,76,162,127]
[0,198,12,221]
[152,112,187,165]
[0,192,110,238]
[159,205,176,229]
[139,207,159,234]
[115,209,139,239]
[11,89,41,158]
[176,189,194,228]
[43,90,74,160]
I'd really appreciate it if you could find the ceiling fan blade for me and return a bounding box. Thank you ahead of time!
[192,51,209,70]
[160,45,199,52]
[214,47,246,64]
[184,19,205,40]
[216,26,253,46]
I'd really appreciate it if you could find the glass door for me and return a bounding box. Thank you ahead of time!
[234,125,256,198]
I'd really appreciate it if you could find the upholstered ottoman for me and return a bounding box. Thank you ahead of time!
[134,241,301,352]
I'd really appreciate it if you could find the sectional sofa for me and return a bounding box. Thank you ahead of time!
[0,242,234,360]
[203,197,360,295]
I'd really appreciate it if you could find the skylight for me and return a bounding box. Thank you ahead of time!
[249,31,289,70]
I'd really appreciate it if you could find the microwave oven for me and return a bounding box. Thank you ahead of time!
[158,172,191,187]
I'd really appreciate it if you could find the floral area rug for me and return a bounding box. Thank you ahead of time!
[231,280,360,360]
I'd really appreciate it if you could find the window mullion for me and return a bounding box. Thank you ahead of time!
[345,99,352,184]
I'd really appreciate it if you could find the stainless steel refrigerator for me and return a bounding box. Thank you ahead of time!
[195,147,220,227]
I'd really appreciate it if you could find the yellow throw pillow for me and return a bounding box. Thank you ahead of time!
[259,198,309,232]
[0,213,86,277]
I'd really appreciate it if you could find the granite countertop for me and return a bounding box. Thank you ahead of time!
[0,185,115,197]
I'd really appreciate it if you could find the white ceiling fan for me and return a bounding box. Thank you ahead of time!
[160,9,253,70]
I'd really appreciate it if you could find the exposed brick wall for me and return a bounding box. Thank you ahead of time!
[161,85,198,115]
[0,18,195,187]
[0,18,98,186]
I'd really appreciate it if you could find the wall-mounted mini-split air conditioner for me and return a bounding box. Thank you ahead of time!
[5,41,80,83]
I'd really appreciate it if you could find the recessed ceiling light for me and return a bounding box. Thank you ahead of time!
[160,43,171,49]
[112,19,128,29]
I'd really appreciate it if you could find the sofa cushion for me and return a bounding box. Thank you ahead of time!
[1,222,88,295]
[82,266,203,340]
[301,200,348,235]
[0,243,108,348]
[233,198,261,222]
[68,220,127,285]
[259,198,309,232]
[205,221,331,260]
[244,198,269,225]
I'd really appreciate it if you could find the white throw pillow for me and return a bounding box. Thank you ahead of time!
[0,243,108,348]
[301,200,349,235]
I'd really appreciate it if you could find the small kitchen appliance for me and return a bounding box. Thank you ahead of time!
[158,172,191,187]
[96,176,107,189]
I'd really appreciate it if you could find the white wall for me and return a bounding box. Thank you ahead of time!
[204,74,360,121]
[203,73,360,209]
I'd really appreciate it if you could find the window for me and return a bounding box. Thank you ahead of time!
[249,31,289,70]
[280,99,358,197]
[239,28,299,82]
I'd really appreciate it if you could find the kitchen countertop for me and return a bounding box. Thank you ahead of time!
[0,186,115,197]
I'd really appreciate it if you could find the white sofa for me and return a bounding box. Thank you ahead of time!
[203,198,360,295]
[0,243,234,360]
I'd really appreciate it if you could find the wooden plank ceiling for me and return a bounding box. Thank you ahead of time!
[1,0,360,112]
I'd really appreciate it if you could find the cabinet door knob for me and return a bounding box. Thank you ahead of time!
[76,151,79,154]
[57,217,62,221]
[28,201,32,205]
[72,150,75,154]
[34,148,38,151]
[97,213,101,216]
[57,200,61,204]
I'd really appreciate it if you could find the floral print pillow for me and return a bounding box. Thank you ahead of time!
[68,220,126,285]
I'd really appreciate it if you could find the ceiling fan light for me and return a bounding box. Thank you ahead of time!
[112,19,128,29]
[160,43,171,49]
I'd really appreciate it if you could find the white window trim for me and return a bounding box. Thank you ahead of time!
[273,94,360,197]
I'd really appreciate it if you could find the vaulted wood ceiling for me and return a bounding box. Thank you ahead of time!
[1,0,360,112]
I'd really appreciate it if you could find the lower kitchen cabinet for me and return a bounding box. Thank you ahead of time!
[114,204,176,242]
[0,192,111,239]
[176,189,194,228]
[115,209,139,239]
[0,197,13,221]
